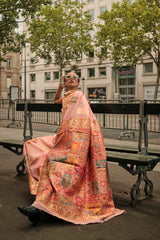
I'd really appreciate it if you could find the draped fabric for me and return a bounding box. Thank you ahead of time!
[24,90,124,224]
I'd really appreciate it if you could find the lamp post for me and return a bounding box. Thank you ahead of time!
[81,77,85,94]
[21,41,27,100]
[24,43,26,100]
[0,14,2,98]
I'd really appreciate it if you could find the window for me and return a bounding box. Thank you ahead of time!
[53,71,59,80]
[119,77,135,100]
[30,90,35,99]
[7,58,11,68]
[88,87,106,100]
[87,51,94,62]
[45,72,51,80]
[76,69,81,78]
[88,68,95,77]
[100,6,107,15]
[128,78,134,85]
[119,78,135,86]
[117,66,135,100]
[45,90,56,100]
[128,88,135,94]
[144,62,153,73]
[30,74,36,82]
[88,10,94,21]
[99,67,106,77]
[7,76,11,88]
[89,51,94,58]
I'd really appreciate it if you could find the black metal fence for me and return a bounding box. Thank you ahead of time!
[0,99,160,132]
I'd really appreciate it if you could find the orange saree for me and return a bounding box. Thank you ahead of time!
[24,90,124,224]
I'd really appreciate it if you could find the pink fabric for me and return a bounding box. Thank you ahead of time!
[24,90,125,224]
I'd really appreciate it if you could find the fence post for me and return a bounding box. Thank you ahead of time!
[47,112,48,123]
[7,100,21,128]
[23,100,33,141]
[103,114,105,128]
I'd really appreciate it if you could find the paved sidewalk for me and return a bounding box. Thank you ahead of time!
[0,124,160,240]
[0,142,160,240]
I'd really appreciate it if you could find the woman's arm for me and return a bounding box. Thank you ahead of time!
[54,77,65,103]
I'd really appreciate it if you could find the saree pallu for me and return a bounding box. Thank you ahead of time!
[24,90,124,224]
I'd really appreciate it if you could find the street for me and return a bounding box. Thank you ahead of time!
[0,125,160,240]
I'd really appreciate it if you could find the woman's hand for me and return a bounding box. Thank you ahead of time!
[59,76,65,89]
[54,76,65,103]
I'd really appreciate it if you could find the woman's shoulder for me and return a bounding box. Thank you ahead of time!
[76,90,83,96]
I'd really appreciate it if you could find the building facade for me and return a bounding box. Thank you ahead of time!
[0,51,21,100]
[20,0,160,101]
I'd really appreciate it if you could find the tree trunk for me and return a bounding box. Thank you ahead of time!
[0,60,1,99]
[59,65,63,77]
[154,65,160,100]
[116,71,119,94]
[114,69,117,93]
[59,58,64,77]
[114,66,119,94]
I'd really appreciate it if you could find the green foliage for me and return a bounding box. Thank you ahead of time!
[28,0,93,75]
[0,0,51,61]
[96,0,160,99]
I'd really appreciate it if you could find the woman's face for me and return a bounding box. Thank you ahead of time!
[64,72,79,91]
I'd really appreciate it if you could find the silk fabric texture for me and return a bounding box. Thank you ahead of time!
[24,90,124,224]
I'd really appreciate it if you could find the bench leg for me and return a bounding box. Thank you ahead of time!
[130,166,153,205]
[16,158,25,176]
[3,145,23,155]
[119,130,135,140]
[119,163,154,205]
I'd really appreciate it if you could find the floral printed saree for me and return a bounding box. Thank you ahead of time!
[24,90,124,224]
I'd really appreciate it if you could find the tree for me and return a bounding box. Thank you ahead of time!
[0,0,51,98]
[96,0,160,100]
[96,31,127,94]
[27,0,93,76]
[0,0,52,60]
[96,1,131,94]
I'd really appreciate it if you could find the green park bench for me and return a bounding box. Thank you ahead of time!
[0,100,160,205]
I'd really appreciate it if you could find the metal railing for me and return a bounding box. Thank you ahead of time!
[0,98,160,133]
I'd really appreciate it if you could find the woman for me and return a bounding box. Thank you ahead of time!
[18,71,124,225]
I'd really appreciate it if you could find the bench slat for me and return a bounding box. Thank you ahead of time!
[1,140,159,166]
[107,150,160,165]
[16,103,62,112]
[16,103,140,114]
[0,139,24,147]
[105,145,160,156]
[16,102,160,114]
